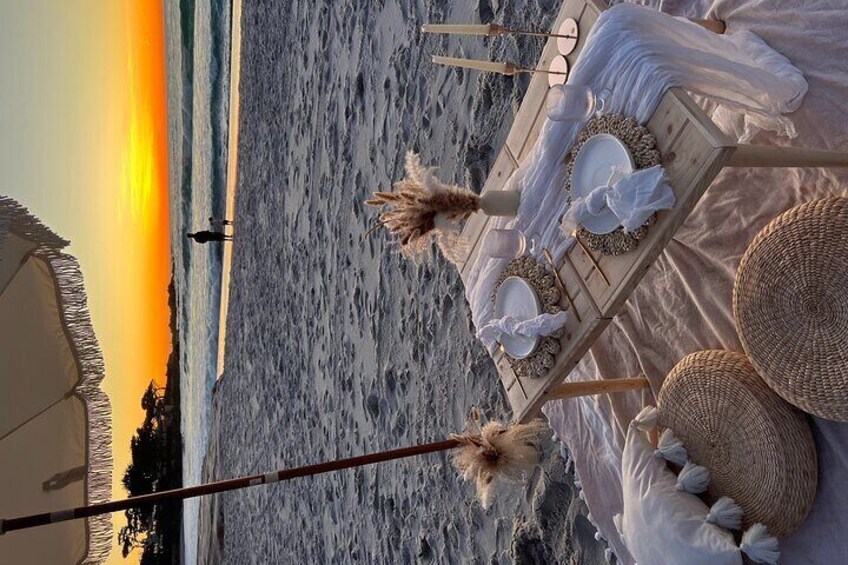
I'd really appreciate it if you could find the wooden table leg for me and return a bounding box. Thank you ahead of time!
[727,144,848,168]
[546,376,650,400]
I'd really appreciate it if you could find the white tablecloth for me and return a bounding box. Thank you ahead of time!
[457,2,846,563]
[530,1,848,564]
[465,3,806,354]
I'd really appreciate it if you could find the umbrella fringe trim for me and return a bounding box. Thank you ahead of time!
[0,195,70,251]
[38,249,113,565]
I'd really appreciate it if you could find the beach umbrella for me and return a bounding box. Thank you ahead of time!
[0,191,651,539]
[0,196,113,564]
[1,373,655,536]
[1,414,550,536]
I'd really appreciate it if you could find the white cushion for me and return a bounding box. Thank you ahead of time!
[617,424,742,565]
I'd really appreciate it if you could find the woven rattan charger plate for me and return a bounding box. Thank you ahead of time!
[565,114,661,256]
[658,350,817,537]
[734,197,848,422]
[493,255,564,380]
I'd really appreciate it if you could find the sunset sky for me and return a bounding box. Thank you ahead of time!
[0,2,171,563]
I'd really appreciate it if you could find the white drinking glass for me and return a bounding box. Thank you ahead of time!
[482,229,539,259]
[545,85,612,122]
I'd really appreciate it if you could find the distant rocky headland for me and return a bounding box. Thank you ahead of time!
[117,273,183,565]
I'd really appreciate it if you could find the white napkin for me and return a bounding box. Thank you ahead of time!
[560,165,675,235]
[476,311,569,345]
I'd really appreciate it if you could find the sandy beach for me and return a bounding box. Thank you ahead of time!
[182,0,848,562]
[215,0,242,379]
[193,0,613,562]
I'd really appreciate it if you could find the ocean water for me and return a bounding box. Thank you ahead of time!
[165,0,232,562]
[167,0,607,563]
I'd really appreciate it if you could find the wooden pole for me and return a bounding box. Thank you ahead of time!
[727,145,848,168]
[0,438,460,535]
[431,57,568,77]
[489,24,577,39]
[547,376,650,400]
[507,63,569,77]
[420,23,576,39]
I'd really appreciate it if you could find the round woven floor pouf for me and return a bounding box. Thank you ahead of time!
[734,197,848,422]
[658,350,817,537]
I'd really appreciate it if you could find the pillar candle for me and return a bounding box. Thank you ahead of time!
[421,24,493,35]
[432,55,510,75]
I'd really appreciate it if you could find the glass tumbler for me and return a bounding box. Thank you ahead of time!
[482,229,539,259]
[482,229,526,259]
[546,84,611,122]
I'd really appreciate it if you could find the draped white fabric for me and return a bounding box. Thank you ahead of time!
[464,3,807,348]
[536,1,848,563]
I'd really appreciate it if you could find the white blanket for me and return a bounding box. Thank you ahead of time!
[465,3,807,353]
[540,1,848,564]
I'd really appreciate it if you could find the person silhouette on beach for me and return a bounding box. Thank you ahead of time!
[187,231,233,244]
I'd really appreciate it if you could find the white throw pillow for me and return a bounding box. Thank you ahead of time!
[616,423,742,565]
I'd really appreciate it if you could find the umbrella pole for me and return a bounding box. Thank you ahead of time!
[0,392,70,443]
[0,438,460,535]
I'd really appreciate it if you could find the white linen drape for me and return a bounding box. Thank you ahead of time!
[465,3,807,350]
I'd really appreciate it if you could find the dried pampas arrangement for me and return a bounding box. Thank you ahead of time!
[450,413,550,509]
[365,152,480,263]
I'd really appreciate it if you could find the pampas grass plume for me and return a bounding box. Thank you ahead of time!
[365,152,480,263]
[451,419,550,509]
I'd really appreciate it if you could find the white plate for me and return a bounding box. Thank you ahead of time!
[571,133,635,234]
[494,276,541,359]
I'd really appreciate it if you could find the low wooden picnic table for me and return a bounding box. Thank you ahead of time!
[457,0,848,422]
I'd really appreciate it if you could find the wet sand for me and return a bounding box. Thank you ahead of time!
[215,0,243,379]
[200,0,241,559]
